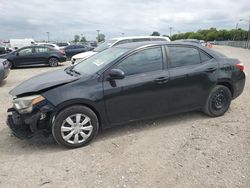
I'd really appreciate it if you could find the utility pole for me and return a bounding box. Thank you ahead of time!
[96,30,100,42]
[46,32,50,42]
[169,27,173,37]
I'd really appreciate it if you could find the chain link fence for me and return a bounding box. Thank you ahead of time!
[217,40,250,49]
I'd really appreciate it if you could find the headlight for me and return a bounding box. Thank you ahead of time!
[13,95,45,113]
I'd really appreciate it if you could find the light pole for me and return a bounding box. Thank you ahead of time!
[169,27,173,37]
[239,16,250,44]
[46,32,50,42]
[96,30,100,42]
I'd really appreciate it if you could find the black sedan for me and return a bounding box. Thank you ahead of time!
[0,59,11,81]
[64,44,91,58]
[7,41,245,148]
[2,46,66,68]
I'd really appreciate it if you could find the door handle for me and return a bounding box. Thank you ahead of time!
[154,77,169,84]
[205,67,216,72]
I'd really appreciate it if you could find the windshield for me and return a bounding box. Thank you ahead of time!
[72,47,128,75]
[93,39,117,52]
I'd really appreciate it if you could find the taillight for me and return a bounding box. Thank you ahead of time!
[236,63,244,71]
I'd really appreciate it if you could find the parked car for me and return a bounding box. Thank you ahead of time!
[6,41,245,148]
[2,46,66,68]
[38,43,60,50]
[71,36,171,65]
[64,44,90,58]
[0,45,12,55]
[0,59,11,82]
[54,42,70,50]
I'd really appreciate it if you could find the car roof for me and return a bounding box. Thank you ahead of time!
[111,36,170,41]
[114,41,221,58]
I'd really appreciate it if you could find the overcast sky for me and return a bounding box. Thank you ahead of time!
[0,0,249,41]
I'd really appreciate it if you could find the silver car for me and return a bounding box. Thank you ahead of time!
[0,59,11,82]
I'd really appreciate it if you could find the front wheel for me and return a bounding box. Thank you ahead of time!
[48,57,59,67]
[203,85,232,117]
[52,105,99,148]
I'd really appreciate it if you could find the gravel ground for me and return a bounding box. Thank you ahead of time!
[0,46,249,188]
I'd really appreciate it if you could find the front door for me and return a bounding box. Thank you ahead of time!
[103,47,170,125]
[15,47,34,66]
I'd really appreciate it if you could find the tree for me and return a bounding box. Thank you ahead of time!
[97,33,105,42]
[74,35,80,42]
[80,36,87,42]
[151,31,160,36]
[206,31,219,41]
[188,32,205,40]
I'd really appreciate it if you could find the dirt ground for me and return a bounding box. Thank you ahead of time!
[0,46,249,188]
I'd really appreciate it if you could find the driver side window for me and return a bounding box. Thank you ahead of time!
[19,48,33,56]
[115,47,163,76]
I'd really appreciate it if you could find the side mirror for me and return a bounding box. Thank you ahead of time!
[109,69,125,80]
[16,52,19,56]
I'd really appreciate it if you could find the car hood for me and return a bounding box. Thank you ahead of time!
[72,51,97,59]
[9,69,80,96]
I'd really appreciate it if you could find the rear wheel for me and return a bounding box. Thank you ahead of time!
[52,105,99,148]
[48,57,59,67]
[203,85,232,117]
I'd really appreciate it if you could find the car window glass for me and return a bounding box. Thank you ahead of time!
[132,38,151,42]
[113,39,131,46]
[35,47,49,53]
[18,48,32,55]
[167,46,200,68]
[151,38,166,41]
[200,51,212,62]
[115,47,163,76]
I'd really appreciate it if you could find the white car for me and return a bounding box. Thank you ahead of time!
[71,36,171,65]
[38,43,60,50]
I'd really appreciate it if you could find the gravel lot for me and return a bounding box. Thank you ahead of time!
[0,46,249,188]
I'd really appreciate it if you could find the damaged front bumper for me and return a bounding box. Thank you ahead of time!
[6,102,55,139]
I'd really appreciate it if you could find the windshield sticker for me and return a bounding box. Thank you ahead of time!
[93,60,104,66]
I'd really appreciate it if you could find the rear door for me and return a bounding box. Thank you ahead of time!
[33,46,50,64]
[103,46,171,125]
[165,45,217,111]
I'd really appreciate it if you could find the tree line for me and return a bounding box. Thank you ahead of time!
[73,33,105,42]
[151,28,249,41]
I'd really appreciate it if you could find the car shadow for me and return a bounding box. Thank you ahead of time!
[95,111,208,142]
[0,110,209,154]
[0,80,7,87]
[13,64,66,69]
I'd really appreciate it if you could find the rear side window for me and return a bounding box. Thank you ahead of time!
[200,51,212,62]
[167,46,200,68]
[35,47,49,53]
[113,39,131,46]
[132,38,151,42]
[115,47,163,76]
[151,38,166,41]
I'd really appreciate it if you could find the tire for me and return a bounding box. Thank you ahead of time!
[203,85,232,117]
[48,57,59,67]
[8,60,14,69]
[52,105,99,148]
